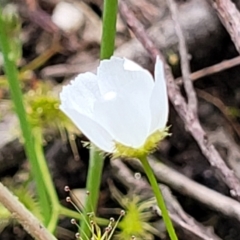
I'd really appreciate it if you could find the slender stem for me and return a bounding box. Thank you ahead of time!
[100,0,118,60]
[0,11,50,222]
[139,156,178,240]
[81,0,118,238]
[80,146,105,238]
[33,129,60,232]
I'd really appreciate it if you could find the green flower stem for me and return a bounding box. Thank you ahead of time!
[100,0,118,60]
[81,146,105,238]
[81,0,118,238]
[33,129,60,232]
[139,155,178,240]
[0,12,50,223]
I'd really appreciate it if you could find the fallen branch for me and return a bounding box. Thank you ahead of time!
[0,182,56,240]
[210,0,240,53]
[167,0,197,114]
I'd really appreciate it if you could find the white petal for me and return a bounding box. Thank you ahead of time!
[93,93,149,148]
[149,56,169,133]
[97,57,154,97]
[60,107,114,152]
[123,58,144,71]
[60,72,100,119]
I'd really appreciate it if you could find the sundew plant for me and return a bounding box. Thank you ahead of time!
[0,0,178,240]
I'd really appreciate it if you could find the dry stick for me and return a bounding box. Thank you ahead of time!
[119,0,240,201]
[196,89,240,138]
[24,0,59,34]
[0,182,56,240]
[210,0,240,53]
[176,55,240,84]
[167,0,197,114]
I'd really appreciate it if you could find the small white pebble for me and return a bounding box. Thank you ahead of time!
[52,2,85,33]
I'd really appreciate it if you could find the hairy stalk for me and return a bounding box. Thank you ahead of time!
[139,156,178,240]
[81,0,118,238]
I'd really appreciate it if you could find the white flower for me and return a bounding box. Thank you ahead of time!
[60,56,168,157]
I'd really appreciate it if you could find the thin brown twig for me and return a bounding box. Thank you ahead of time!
[167,0,197,114]
[210,0,240,53]
[0,182,56,240]
[24,0,59,34]
[176,55,240,84]
[196,88,240,138]
[119,0,240,201]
